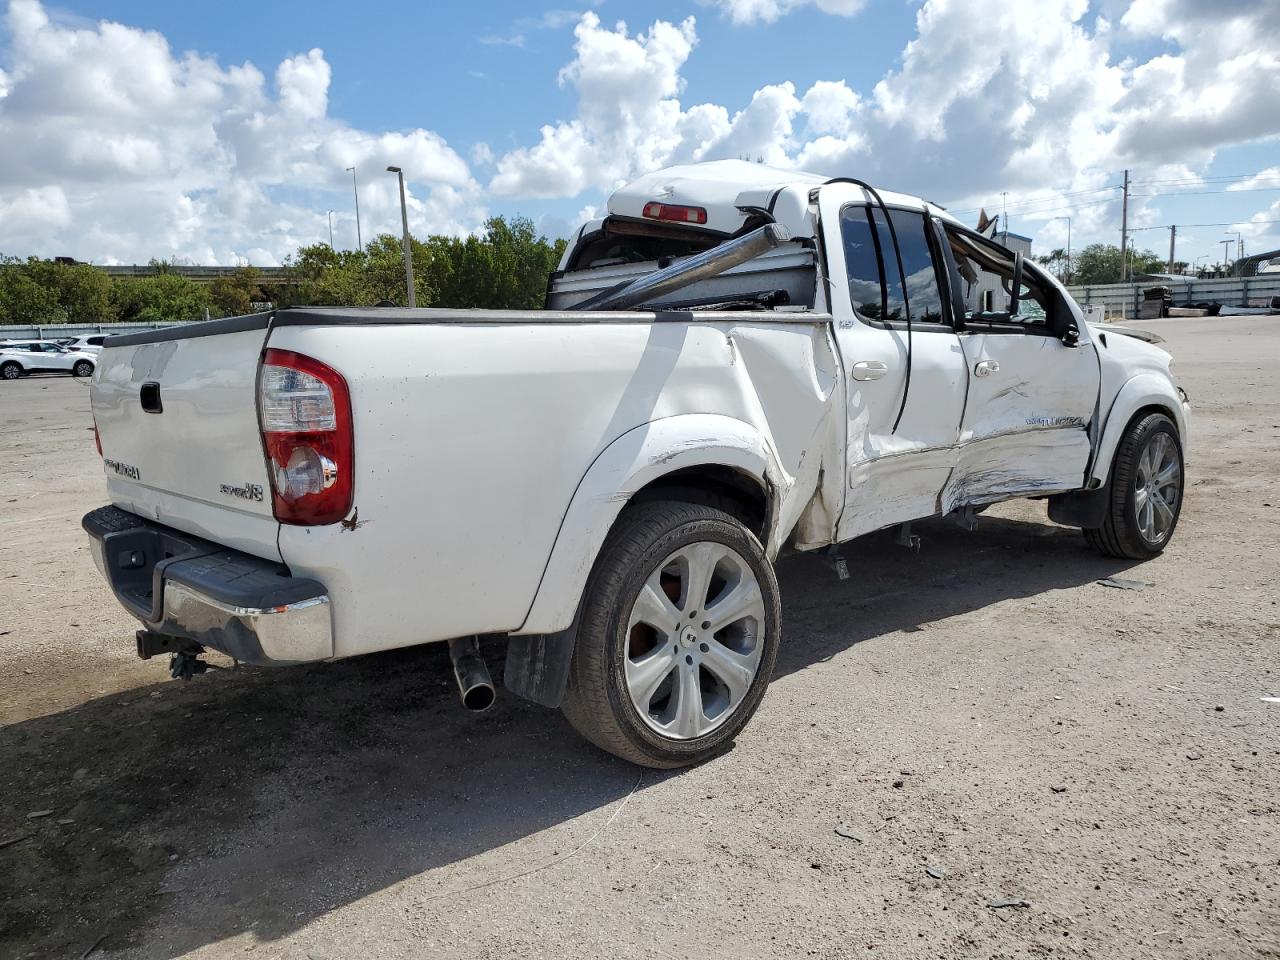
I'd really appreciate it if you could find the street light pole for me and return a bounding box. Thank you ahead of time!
[386,165,416,308]
[346,166,363,250]
[327,210,335,249]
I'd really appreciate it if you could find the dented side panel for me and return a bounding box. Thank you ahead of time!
[268,318,840,656]
[943,332,1100,509]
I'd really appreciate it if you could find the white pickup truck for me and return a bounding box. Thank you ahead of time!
[84,160,1189,767]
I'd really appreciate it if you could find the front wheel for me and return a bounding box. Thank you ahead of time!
[73,361,94,378]
[561,501,781,768]
[1085,412,1184,559]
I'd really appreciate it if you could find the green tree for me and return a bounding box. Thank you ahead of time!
[1072,243,1170,284]
[20,258,116,323]
[111,272,212,323]
[0,260,66,324]
[210,266,265,317]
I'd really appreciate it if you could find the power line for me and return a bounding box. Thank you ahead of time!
[1125,218,1280,232]
[1130,172,1280,187]
[1129,186,1280,199]
[948,167,1280,219]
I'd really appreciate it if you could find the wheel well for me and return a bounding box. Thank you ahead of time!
[626,465,770,542]
[1124,403,1181,440]
[1,359,23,371]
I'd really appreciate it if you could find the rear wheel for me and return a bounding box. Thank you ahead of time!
[561,501,781,768]
[1,362,21,381]
[73,360,94,378]
[1085,412,1184,559]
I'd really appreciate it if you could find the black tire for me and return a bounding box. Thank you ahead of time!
[1,361,22,381]
[1084,412,1184,560]
[561,500,781,768]
[73,360,94,378]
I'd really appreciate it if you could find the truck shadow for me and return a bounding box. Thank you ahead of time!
[0,514,1141,958]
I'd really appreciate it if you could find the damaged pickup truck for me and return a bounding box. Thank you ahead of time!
[84,160,1189,767]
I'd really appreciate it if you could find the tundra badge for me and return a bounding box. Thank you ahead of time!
[220,481,264,502]
[103,458,141,480]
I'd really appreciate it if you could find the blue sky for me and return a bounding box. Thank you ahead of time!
[1,0,1278,267]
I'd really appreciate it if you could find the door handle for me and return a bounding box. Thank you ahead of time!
[851,360,889,381]
[974,360,1000,378]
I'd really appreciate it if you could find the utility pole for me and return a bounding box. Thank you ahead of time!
[1167,224,1176,274]
[1000,191,1009,245]
[1220,238,1234,274]
[346,166,363,250]
[386,166,416,308]
[1119,169,1130,282]
[327,210,335,249]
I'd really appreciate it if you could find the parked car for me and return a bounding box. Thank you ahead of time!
[56,334,108,355]
[1,340,97,380]
[83,160,1189,767]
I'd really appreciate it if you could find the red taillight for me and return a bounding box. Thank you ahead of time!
[259,349,353,525]
[93,419,102,456]
[642,201,708,224]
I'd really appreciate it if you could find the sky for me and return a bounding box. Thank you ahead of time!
[0,0,1278,269]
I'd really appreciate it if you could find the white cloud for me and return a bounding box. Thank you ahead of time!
[0,0,484,264]
[4,0,1280,267]
[1228,168,1280,192]
[704,0,867,26]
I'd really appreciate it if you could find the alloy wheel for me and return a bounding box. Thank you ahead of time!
[1134,431,1181,544]
[623,541,766,740]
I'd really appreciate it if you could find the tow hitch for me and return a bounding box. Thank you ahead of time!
[135,630,209,681]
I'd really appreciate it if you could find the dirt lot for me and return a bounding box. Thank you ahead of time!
[2,316,1278,960]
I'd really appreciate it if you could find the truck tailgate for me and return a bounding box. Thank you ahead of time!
[91,315,281,561]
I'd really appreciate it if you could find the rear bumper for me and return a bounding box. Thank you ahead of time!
[83,505,333,665]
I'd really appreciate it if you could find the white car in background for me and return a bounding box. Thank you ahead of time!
[57,334,108,355]
[0,340,97,380]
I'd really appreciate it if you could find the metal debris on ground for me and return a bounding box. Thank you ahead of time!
[987,898,1031,910]
[1262,697,1280,705]
[0,834,33,850]
[1050,785,1068,793]
[1097,577,1149,591]
[925,865,945,879]
[26,809,54,819]
[834,825,862,842]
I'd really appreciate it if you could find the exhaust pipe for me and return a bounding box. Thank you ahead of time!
[448,636,496,712]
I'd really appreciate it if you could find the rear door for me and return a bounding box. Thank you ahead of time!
[91,315,281,560]
[940,226,1099,509]
[817,184,969,540]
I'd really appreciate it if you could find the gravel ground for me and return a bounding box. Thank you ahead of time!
[1,315,1278,960]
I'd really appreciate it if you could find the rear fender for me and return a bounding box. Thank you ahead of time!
[1088,373,1189,488]
[515,413,787,637]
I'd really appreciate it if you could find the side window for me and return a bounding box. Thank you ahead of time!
[945,227,1052,331]
[839,205,946,326]
[887,209,946,325]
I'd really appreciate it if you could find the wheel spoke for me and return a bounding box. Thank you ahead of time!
[1150,434,1169,467]
[670,664,705,738]
[1134,487,1148,513]
[678,542,725,614]
[1141,496,1155,537]
[625,646,678,710]
[1153,492,1175,535]
[701,639,755,704]
[631,576,680,631]
[1154,460,1180,488]
[705,576,764,632]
